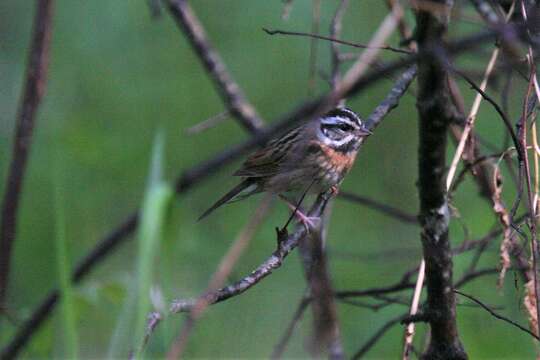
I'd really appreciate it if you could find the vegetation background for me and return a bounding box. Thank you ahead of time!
[0,0,533,358]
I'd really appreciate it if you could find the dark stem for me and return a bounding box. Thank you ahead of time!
[454,290,540,341]
[270,294,311,359]
[415,1,467,358]
[0,0,54,308]
[170,194,331,313]
[0,30,507,356]
[338,191,417,224]
[167,0,264,133]
[297,204,344,359]
[262,28,411,55]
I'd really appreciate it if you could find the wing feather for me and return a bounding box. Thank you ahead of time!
[233,127,302,178]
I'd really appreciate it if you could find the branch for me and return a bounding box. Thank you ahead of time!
[262,28,411,55]
[1,29,510,358]
[297,208,344,359]
[170,193,331,313]
[454,290,540,341]
[166,197,272,358]
[469,0,504,26]
[0,0,54,307]
[364,65,417,129]
[415,0,466,358]
[338,191,417,224]
[270,294,311,359]
[330,0,350,89]
[167,0,264,132]
[351,313,407,359]
[0,214,138,359]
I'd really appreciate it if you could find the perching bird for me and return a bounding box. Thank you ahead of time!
[198,107,371,223]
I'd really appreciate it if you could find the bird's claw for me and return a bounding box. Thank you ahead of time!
[294,211,320,233]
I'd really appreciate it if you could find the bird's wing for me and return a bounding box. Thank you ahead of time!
[233,127,302,178]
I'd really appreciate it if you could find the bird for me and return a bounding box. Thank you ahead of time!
[198,107,372,225]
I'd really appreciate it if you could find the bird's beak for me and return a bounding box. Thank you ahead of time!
[357,126,373,137]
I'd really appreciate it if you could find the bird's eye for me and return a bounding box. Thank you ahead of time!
[337,123,352,132]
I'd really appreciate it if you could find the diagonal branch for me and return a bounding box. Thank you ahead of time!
[167,0,264,132]
[0,29,506,358]
[262,28,411,55]
[454,290,540,341]
[0,0,54,308]
[166,197,272,358]
[338,191,417,224]
[170,193,331,313]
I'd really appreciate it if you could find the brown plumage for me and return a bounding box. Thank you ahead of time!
[198,107,371,221]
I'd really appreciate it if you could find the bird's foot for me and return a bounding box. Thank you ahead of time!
[293,209,320,233]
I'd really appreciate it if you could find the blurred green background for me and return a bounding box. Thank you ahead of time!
[0,0,535,358]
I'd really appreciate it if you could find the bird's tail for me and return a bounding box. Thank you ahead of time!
[197,179,259,221]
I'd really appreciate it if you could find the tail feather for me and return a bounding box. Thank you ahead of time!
[198,179,258,221]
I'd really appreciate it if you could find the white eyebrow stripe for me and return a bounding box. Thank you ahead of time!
[321,116,358,127]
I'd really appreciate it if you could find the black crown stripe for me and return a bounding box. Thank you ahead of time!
[325,107,361,125]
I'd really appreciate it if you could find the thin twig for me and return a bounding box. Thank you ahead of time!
[454,290,540,341]
[519,59,540,339]
[386,0,416,51]
[470,0,504,25]
[185,111,230,135]
[169,193,331,314]
[446,1,515,191]
[402,259,425,359]
[270,293,311,359]
[0,29,509,358]
[520,3,540,339]
[308,0,321,94]
[338,191,417,224]
[262,28,412,55]
[0,0,54,308]
[352,313,407,359]
[167,0,264,133]
[297,206,343,359]
[330,0,350,89]
[166,197,272,359]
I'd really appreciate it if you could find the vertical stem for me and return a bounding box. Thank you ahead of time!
[0,0,54,307]
[415,1,467,358]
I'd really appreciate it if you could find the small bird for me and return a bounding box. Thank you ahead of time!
[198,107,371,223]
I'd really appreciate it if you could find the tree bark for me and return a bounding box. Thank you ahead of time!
[415,1,467,358]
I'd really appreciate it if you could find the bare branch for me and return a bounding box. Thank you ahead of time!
[402,259,425,359]
[338,191,417,224]
[185,111,230,135]
[297,209,344,359]
[167,197,272,358]
[469,0,504,26]
[454,290,540,341]
[415,0,466,357]
[364,65,417,130]
[0,0,54,308]
[0,29,511,357]
[167,0,264,132]
[352,313,407,359]
[330,0,350,89]
[169,193,331,313]
[262,28,412,55]
[308,0,321,94]
[270,293,311,359]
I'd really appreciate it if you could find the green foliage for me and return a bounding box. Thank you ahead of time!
[108,132,173,358]
[53,160,79,359]
[0,0,535,358]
